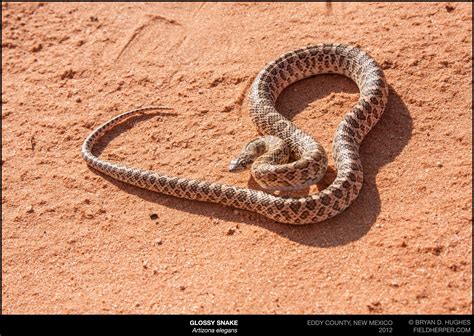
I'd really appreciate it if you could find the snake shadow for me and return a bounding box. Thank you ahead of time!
[259,79,412,247]
[90,77,412,248]
[245,79,412,247]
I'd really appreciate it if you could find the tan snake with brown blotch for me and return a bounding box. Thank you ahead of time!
[82,43,389,224]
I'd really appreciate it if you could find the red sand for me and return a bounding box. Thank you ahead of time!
[2,2,472,314]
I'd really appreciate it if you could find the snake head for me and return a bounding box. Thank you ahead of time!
[229,147,258,172]
[229,136,276,172]
[228,153,255,172]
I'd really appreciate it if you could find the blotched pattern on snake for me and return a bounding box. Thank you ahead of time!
[82,43,389,224]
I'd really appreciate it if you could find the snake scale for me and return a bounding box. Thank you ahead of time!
[82,43,389,225]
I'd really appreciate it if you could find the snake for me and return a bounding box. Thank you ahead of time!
[81,43,389,225]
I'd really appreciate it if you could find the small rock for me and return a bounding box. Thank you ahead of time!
[153,268,159,275]
[367,301,382,312]
[155,238,163,245]
[431,245,443,256]
[31,43,42,52]
[389,280,400,287]
[449,264,459,272]
[445,4,455,12]
[143,260,148,269]
[227,227,236,235]
[75,97,82,103]
[179,285,186,291]
[150,213,158,220]
[416,291,428,300]
[90,15,98,22]
[60,69,76,80]
[400,241,407,248]
[436,161,443,168]
[26,205,34,213]
[221,104,233,113]
[1,42,16,49]
[59,36,70,43]
[381,59,394,70]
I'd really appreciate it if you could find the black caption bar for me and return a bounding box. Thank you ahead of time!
[0,315,472,335]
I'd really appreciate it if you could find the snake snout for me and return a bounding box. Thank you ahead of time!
[228,160,240,172]
[228,160,246,172]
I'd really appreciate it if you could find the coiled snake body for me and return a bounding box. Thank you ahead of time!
[82,43,388,224]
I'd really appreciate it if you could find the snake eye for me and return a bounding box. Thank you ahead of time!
[229,156,254,172]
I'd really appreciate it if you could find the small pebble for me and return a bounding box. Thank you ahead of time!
[150,213,158,220]
[445,4,455,12]
[90,15,98,22]
[155,238,163,245]
[381,59,394,69]
[389,280,400,287]
[75,97,82,103]
[60,69,75,80]
[367,301,382,312]
[143,260,148,269]
[227,227,236,235]
[436,161,443,168]
[26,205,34,213]
[179,285,186,291]
[31,43,42,52]
[449,264,459,272]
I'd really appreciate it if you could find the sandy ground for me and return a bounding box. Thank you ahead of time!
[1,2,472,314]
